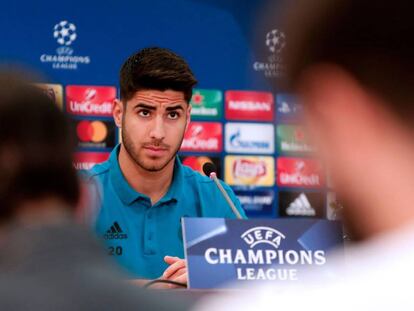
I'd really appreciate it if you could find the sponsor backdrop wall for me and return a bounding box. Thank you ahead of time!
[0,0,336,220]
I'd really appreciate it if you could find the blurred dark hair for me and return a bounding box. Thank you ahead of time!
[120,47,197,103]
[281,0,414,125]
[0,73,79,220]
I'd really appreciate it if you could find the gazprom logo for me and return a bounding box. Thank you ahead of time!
[241,226,286,249]
[225,123,274,154]
[229,129,270,150]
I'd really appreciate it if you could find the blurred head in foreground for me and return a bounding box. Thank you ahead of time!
[0,72,191,311]
[0,73,79,225]
[281,0,414,240]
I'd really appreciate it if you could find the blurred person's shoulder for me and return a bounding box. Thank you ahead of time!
[81,145,119,184]
[87,160,111,179]
[79,159,111,184]
[77,160,111,213]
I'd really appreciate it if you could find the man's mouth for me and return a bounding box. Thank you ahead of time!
[142,145,169,156]
[143,145,168,151]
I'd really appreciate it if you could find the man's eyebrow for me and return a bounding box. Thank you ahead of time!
[166,105,185,111]
[134,103,156,110]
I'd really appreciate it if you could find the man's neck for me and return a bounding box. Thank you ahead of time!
[118,144,175,205]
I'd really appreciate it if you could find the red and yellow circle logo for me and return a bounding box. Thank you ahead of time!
[76,120,108,142]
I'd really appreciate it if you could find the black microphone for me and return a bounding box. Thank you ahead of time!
[202,162,216,177]
[202,162,243,219]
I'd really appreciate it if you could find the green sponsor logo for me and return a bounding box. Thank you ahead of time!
[277,125,315,153]
[190,89,222,119]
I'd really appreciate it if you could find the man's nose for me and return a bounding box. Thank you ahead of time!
[149,116,165,140]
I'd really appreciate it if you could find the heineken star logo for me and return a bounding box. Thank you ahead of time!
[294,128,305,141]
[192,92,205,105]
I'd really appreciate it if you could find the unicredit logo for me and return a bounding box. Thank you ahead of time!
[284,160,319,185]
[66,86,116,117]
[181,122,222,152]
[70,88,111,114]
[279,173,320,186]
[181,137,218,150]
[191,125,203,136]
[233,159,266,178]
[295,161,305,171]
[69,100,113,114]
[277,157,324,188]
[84,88,96,100]
[228,101,271,112]
[182,125,218,149]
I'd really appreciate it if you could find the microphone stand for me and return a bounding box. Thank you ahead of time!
[209,172,243,219]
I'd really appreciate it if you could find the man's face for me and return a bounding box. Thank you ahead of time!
[114,89,191,172]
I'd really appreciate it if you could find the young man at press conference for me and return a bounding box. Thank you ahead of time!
[86,47,246,287]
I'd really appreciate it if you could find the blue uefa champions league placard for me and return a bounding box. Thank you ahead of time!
[182,217,343,289]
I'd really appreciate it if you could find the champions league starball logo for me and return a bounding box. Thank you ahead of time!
[253,28,286,79]
[265,29,286,54]
[53,21,77,46]
[39,20,91,70]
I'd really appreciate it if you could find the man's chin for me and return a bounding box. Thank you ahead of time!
[139,157,173,172]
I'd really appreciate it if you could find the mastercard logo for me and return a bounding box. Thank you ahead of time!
[76,120,108,143]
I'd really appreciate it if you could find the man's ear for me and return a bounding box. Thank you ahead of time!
[113,99,123,128]
[185,104,192,132]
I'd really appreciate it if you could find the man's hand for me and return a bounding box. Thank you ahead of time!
[128,257,188,289]
[162,256,187,288]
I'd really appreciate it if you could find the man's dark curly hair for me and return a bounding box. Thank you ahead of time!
[120,47,197,103]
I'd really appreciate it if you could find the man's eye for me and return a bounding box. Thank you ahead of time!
[168,111,179,119]
[138,110,150,117]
